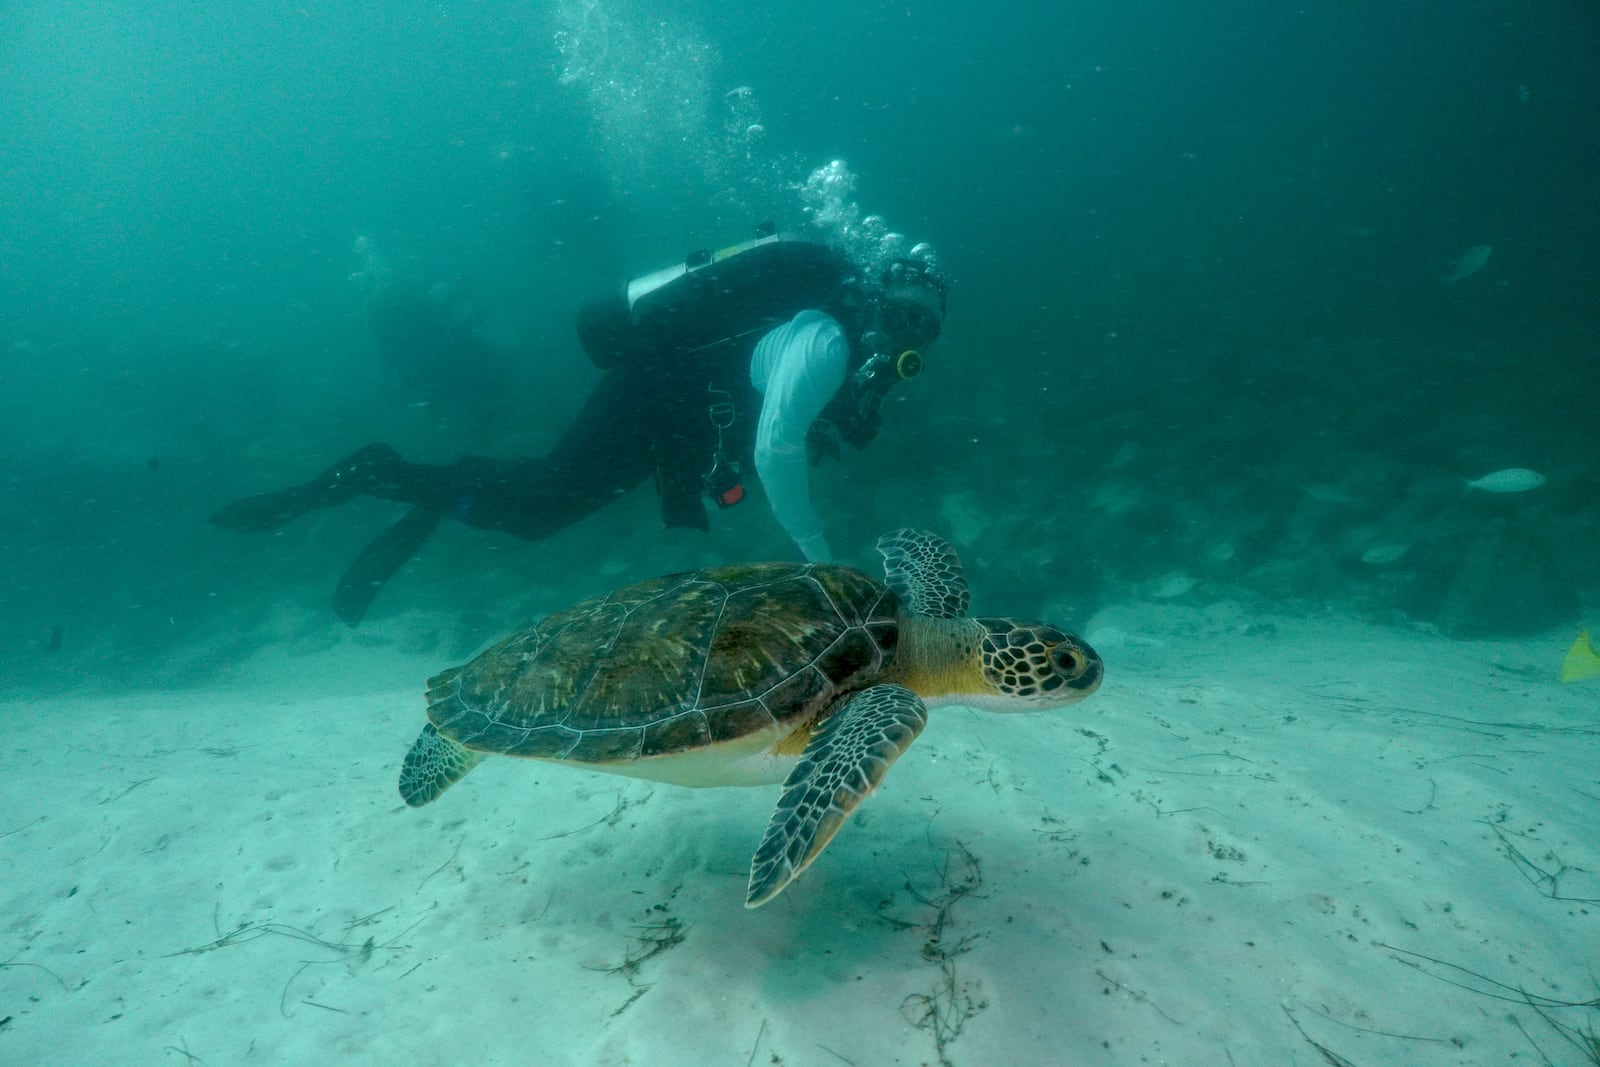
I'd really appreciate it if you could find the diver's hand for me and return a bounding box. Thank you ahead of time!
[837,399,882,449]
[806,419,843,466]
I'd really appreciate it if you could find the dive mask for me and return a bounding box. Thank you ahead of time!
[878,298,942,351]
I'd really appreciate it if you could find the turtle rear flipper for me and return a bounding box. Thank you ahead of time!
[746,684,928,908]
[399,723,485,806]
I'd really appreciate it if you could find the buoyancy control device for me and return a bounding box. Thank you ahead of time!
[575,223,854,370]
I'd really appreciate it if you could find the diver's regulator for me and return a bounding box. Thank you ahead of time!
[856,347,923,387]
[851,339,923,410]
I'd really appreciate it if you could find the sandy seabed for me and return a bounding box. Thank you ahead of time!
[4,604,1597,1066]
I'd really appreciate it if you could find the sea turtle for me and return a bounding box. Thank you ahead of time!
[398,529,1103,907]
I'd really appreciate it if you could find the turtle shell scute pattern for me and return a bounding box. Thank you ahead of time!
[425,563,899,763]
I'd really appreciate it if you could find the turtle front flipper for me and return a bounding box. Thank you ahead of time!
[399,723,485,806]
[876,529,970,618]
[746,684,928,908]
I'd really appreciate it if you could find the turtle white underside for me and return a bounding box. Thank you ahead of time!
[524,720,802,788]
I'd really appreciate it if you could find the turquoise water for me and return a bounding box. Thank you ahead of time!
[1,5,1597,1061]
[2,2,1595,686]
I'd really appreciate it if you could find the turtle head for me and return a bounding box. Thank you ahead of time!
[970,618,1102,711]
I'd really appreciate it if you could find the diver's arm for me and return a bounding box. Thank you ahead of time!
[752,313,849,562]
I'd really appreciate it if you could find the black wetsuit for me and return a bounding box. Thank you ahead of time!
[357,340,763,539]
[212,237,855,625]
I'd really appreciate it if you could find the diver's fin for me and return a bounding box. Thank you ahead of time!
[1560,629,1600,683]
[210,484,325,533]
[211,444,404,533]
[333,505,444,627]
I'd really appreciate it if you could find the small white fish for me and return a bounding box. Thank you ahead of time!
[1361,543,1410,564]
[1443,244,1492,283]
[1465,467,1546,493]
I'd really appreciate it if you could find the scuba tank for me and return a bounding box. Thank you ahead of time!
[575,223,854,370]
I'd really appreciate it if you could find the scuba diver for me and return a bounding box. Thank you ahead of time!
[211,224,949,626]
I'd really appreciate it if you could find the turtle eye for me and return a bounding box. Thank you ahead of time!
[1051,645,1085,677]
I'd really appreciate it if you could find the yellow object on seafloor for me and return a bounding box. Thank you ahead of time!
[1560,629,1600,682]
